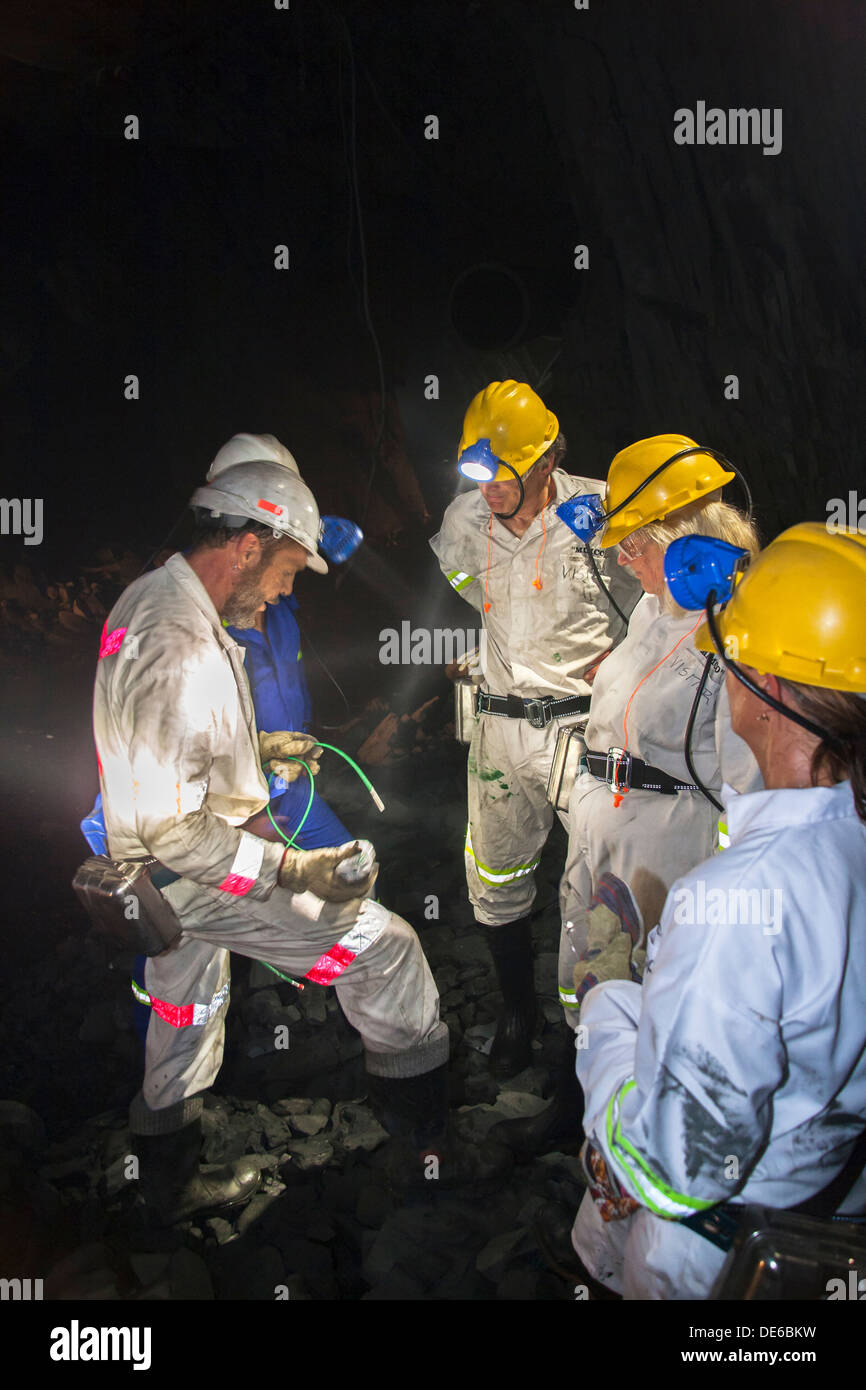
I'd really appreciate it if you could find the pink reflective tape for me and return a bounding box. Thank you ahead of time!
[136,982,229,1029]
[218,872,256,897]
[151,998,195,1029]
[305,942,357,986]
[219,832,264,897]
[99,625,127,659]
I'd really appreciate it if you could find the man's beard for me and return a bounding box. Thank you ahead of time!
[222,568,268,628]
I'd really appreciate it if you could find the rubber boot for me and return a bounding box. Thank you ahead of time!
[133,1117,261,1224]
[486,916,537,1079]
[367,1064,513,1191]
[490,1026,585,1157]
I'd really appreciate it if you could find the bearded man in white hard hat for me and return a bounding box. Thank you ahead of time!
[91,435,495,1222]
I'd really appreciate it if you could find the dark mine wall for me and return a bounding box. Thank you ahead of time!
[1,1,862,560]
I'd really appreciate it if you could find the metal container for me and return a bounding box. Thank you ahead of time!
[709,1205,866,1300]
[546,723,587,812]
[72,855,183,956]
[454,679,479,744]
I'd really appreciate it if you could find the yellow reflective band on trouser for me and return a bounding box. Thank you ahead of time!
[464,827,540,885]
[447,569,475,592]
[605,1078,716,1219]
[559,986,580,1011]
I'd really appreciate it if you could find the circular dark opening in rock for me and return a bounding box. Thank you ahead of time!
[449,263,530,351]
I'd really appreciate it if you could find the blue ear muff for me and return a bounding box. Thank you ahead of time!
[664,535,749,609]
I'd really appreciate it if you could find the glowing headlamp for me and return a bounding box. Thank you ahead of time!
[457,438,504,482]
[664,535,749,610]
[555,494,606,543]
[319,516,363,564]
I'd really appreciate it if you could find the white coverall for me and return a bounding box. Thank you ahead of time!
[94,554,447,1129]
[573,779,866,1299]
[430,470,641,927]
[558,592,760,1016]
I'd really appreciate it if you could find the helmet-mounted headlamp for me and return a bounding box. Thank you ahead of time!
[457,438,503,483]
[319,516,363,565]
[457,438,537,520]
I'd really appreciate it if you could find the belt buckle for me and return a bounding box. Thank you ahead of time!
[606,747,631,792]
[524,698,551,729]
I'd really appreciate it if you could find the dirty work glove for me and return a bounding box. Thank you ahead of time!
[572,872,645,1007]
[259,730,323,783]
[277,841,378,903]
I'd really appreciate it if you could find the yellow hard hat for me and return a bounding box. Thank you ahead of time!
[458,380,559,483]
[696,522,866,692]
[601,434,735,548]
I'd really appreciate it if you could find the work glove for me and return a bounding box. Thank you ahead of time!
[259,730,323,783]
[572,872,645,1007]
[277,841,378,903]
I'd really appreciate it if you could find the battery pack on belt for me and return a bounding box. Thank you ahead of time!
[585,748,700,795]
[477,692,590,729]
[72,855,183,956]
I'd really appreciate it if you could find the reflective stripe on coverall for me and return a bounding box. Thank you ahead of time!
[573,779,866,1299]
[430,470,641,926]
[94,553,447,1119]
[558,592,761,1017]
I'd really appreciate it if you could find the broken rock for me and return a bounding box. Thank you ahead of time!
[330,1100,388,1153]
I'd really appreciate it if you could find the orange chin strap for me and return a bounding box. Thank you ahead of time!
[611,614,703,808]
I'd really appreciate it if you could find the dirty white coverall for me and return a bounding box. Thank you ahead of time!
[430,470,641,927]
[558,592,760,1017]
[93,554,447,1131]
[572,779,866,1299]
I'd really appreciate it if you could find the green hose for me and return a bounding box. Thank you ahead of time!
[259,741,384,990]
[265,758,315,847]
[316,742,385,811]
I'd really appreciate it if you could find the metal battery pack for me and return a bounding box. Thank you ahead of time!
[454,679,479,744]
[546,722,588,812]
[709,1205,866,1300]
[72,855,183,956]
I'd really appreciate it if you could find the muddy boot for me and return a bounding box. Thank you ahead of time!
[486,917,537,1079]
[367,1064,513,1192]
[490,1027,585,1156]
[133,1117,261,1224]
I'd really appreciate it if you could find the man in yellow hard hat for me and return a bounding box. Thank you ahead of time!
[430,382,641,1079]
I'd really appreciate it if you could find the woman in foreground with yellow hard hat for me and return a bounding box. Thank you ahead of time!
[498,434,761,1154]
[572,522,866,1298]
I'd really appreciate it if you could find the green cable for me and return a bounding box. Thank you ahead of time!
[259,741,384,991]
[315,742,385,811]
[265,758,314,847]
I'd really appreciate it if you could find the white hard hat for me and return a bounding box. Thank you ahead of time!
[190,458,328,574]
[207,432,301,480]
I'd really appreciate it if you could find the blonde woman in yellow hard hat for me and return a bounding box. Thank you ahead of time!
[430,382,641,1081]
[497,434,762,1155]
[573,523,866,1298]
